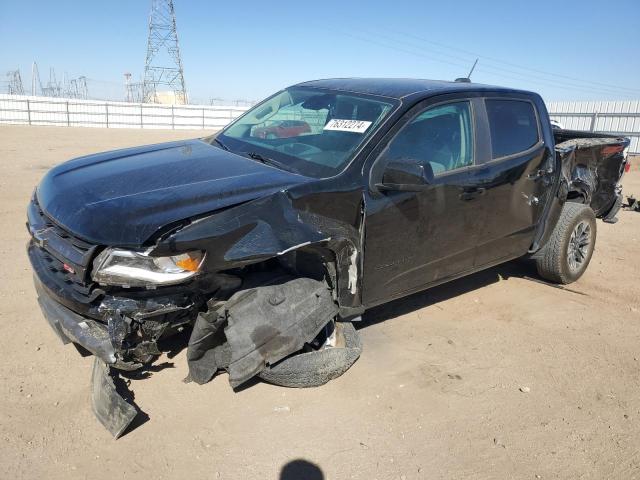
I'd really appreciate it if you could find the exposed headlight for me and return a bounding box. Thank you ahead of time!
[92,248,205,287]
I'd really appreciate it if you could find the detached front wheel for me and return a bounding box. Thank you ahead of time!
[535,202,597,284]
[258,321,362,388]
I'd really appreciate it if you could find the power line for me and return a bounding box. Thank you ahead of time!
[390,29,640,95]
[322,26,638,99]
[353,27,637,97]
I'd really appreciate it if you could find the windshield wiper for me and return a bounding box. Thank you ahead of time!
[246,151,272,163]
[212,137,229,151]
[245,151,295,173]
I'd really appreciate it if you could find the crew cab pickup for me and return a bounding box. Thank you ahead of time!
[27,78,630,437]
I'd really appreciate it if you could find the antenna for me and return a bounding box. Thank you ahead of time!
[467,58,478,79]
[142,0,187,104]
[455,58,479,83]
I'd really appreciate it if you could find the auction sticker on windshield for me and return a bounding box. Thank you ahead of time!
[323,119,372,133]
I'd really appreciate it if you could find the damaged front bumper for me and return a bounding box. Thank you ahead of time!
[33,273,145,437]
[29,240,197,369]
[29,239,200,437]
[35,278,138,437]
[34,274,117,364]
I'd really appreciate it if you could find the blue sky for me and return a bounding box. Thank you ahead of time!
[1,0,639,104]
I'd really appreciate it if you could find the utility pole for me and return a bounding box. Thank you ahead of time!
[142,0,187,104]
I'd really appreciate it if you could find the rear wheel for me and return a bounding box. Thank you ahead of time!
[535,202,597,284]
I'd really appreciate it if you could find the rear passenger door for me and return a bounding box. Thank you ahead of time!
[472,96,556,267]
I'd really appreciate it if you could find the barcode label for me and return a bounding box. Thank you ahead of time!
[323,119,372,133]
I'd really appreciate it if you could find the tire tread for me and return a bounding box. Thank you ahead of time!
[535,202,596,284]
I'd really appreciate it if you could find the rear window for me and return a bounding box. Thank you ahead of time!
[486,99,539,158]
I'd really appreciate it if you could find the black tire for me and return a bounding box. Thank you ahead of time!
[535,202,597,284]
[258,321,362,388]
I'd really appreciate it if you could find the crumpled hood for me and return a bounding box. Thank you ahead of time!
[37,139,309,247]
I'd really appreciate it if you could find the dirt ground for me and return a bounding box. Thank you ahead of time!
[1,125,639,480]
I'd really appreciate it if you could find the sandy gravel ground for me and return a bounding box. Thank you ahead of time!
[1,125,639,480]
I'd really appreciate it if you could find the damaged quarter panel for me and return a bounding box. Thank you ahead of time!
[554,130,630,217]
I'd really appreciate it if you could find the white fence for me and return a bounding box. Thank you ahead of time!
[0,94,249,130]
[1,94,638,153]
[547,100,640,153]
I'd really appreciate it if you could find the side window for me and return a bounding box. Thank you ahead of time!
[486,99,539,158]
[386,101,473,175]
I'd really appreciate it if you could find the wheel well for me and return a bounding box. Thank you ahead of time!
[566,190,587,203]
[278,246,338,291]
[220,246,338,298]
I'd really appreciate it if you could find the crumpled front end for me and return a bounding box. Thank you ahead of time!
[27,195,212,437]
[27,195,202,370]
[27,184,364,438]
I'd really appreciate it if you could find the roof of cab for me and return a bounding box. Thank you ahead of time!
[294,78,532,100]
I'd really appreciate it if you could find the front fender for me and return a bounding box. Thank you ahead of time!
[153,191,364,312]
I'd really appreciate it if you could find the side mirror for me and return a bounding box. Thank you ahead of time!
[376,159,434,192]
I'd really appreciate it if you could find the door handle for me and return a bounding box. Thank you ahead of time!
[459,187,486,201]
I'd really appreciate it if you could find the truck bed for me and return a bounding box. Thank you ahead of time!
[554,129,630,218]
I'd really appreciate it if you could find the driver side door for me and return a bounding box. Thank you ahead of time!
[362,97,488,306]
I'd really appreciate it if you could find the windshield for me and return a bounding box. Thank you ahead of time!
[214,87,396,178]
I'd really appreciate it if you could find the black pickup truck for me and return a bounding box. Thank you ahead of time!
[27,79,631,436]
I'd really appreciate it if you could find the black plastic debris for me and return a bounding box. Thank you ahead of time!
[625,195,640,212]
[187,277,338,388]
[90,359,139,438]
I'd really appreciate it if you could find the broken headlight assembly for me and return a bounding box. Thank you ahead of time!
[92,248,205,288]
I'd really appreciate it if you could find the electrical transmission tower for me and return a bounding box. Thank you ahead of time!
[31,62,42,95]
[6,70,24,95]
[41,67,63,97]
[142,0,187,104]
[124,72,143,102]
[64,76,88,99]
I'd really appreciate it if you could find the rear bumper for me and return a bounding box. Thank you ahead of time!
[33,273,116,364]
